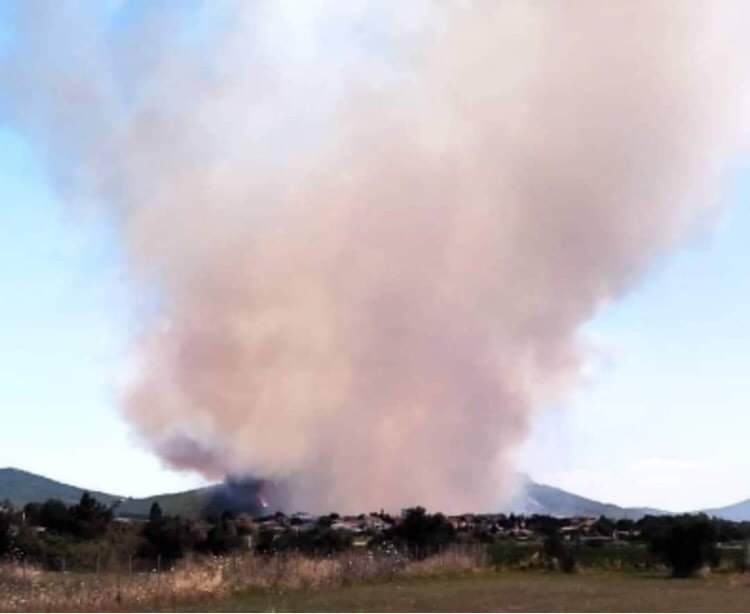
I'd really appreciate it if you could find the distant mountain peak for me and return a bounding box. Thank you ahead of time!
[702,498,750,522]
[0,466,123,507]
[505,477,669,519]
[2,467,749,521]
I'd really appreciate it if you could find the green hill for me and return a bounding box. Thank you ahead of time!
[0,467,123,508]
[0,467,217,518]
[118,487,218,518]
[7,466,730,521]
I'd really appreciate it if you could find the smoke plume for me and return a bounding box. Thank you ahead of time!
[3,1,749,512]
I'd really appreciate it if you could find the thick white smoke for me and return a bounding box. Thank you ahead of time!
[3,1,749,512]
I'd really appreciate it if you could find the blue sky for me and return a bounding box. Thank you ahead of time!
[0,128,205,496]
[520,168,750,511]
[2,119,748,509]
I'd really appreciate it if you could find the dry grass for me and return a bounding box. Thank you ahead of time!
[199,570,750,612]
[0,546,486,612]
[4,551,750,612]
[404,545,486,577]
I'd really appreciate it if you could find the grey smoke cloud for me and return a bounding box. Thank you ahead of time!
[3,1,749,512]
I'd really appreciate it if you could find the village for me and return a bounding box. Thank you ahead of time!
[209,509,643,551]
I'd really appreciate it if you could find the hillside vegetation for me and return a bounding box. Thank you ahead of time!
[0,468,214,518]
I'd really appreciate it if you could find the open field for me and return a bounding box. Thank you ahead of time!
[4,548,750,612]
[190,571,750,613]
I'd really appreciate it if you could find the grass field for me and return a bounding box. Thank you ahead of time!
[186,571,750,613]
[5,551,750,612]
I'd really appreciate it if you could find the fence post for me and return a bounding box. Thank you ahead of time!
[128,554,133,575]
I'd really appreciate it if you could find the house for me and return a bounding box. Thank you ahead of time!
[257,518,287,533]
[361,514,389,532]
[331,518,363,533]
[290,512,315,524]
[510,527,534,540]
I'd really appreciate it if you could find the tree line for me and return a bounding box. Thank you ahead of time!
[2,495,750,577]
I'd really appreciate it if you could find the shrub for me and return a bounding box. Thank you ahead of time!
[487,541,539,568]
[0,512,11,556]
[543,531,577,573]
[648,515,718,577]
[386,507,456,559]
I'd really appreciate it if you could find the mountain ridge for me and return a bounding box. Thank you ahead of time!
[2,466,748,520]
[505,477,669,519]
[0,467,219,518]
[702,499,750,522]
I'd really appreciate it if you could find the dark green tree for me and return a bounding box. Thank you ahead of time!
[70,492,112,539]
[528,515,563,537]
[199,512,243,555]
[592,515,616,536]
[543,530,577,573]
[0,510,11,555]
[39,499,72,533]
[615,518,635,532]
[23,502,42,526]
[149,502,163,523]
[648,515,718,577]
[388,507,456,558]
[140,507,191,562]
